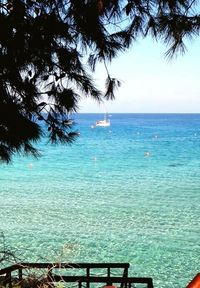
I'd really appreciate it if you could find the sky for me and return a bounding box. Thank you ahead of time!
[79,36,200,113]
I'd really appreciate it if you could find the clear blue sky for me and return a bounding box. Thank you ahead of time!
[79,36,200,113]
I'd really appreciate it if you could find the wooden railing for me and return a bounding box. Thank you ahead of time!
[0,262,153,288]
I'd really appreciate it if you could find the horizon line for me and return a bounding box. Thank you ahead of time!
[77,112,200,114]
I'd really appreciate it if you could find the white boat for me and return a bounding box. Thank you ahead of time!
[96,119,110,127]
[95,114,111,127]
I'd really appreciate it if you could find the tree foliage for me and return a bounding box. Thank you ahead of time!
[0,0,199,163]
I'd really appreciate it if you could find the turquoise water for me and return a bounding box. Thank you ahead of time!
[0,113,200,287]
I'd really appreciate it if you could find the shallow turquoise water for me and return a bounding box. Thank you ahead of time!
[0,114,200,287]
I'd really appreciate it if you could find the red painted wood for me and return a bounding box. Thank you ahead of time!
[187,274,200,288]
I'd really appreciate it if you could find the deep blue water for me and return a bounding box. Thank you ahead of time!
[0,113,200,287]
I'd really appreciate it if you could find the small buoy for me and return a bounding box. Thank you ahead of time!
[28,163,33,169]
[144,152,150,157]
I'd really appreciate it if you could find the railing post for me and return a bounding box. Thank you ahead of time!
[6,272,12,288]
[121,266,128,288]
[18,268,22,282]
[86,267,90,288]
[107,267,111,277]
[149,278,154,288]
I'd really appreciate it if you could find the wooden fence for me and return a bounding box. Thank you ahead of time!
[0,262,153,288]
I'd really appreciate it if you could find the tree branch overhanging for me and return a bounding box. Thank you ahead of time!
[0,0,200,162]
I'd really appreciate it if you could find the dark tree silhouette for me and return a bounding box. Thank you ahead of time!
[0,0,199,162]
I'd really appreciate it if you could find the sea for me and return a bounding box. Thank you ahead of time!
[0,113,200,288]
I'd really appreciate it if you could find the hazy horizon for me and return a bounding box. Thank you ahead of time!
[79,36,200,114]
